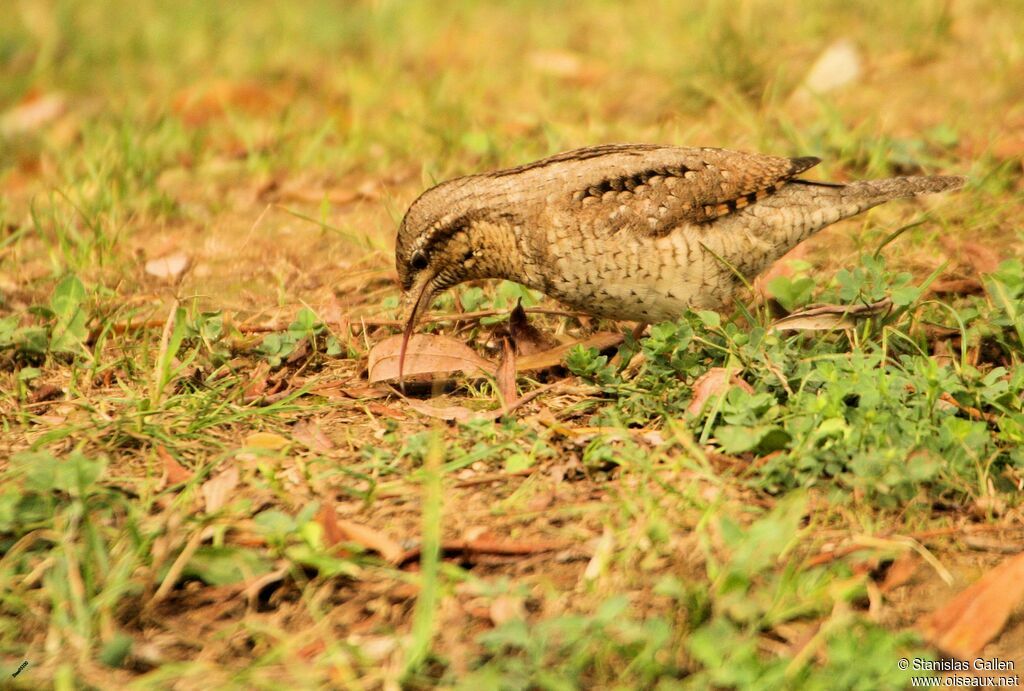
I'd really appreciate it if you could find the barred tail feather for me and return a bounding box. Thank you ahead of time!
[840,175,966,202]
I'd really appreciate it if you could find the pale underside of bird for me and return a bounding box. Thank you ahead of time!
[393,144,964,380]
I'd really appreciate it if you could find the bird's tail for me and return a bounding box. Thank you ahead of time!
[794,175,966,213]
[728,174,966,278]
[837,174,965,202]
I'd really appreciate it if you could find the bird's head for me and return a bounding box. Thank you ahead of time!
[394,176,522,383]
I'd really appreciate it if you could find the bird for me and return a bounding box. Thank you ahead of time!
[394,144,964,379]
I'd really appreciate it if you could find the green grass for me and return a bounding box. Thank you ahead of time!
[2,0,1024,688]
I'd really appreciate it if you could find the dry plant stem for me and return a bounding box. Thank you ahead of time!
[148,527,213,606]
[803,523,1008,568]
[396,537,569,567]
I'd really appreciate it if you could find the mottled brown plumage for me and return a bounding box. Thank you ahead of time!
[394,144,964,377]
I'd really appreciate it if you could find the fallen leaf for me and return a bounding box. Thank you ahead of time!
[496,337,518,409]
[202,465,239,513]
[28,383,63,404]
[316,500,347,551]
[244,431,290,450]
[517,331,624,371]
[397,536,568,566]
[309,383,390,400]
[798,39,862,95]
[770,299,893,332]
[753,244,812,301]
[406,399,477,423]
[172,79,286,126]
[334,518,405,563]
[0,91,67,136]
[490,596,526,625]
[144,252,190,280]
[527,491,557,512]
[940,237,1001,276]
[296,639,327,662]
[527,49,585,79]
[930,278,984,295]
[285,337,310,365]
[367,402,407,420]
[273,178,381,206]
[157,445,194,485]
[242,361,271,400]
[879,554,920,593]
[918,551,1024,659]
[367,333,495,384]
[368,330,624,386]
[961,244,1001,275]
[583,528,615,582]
[687,368,755,415]
[292,420,334,452]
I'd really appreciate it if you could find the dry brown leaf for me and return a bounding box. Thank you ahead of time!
[367,333,495,384]
[367,402,408,420]
[489,596,526,625]
[879,554,921,593]
[0,91,66,136]
[496,337,519,409]
[687,368,755,415]
[273,178,380,206]
[770,299,892,332]
[28,383,63,404]
[799,39,862,95]
[316,500,347,551]
[242,361,272,400]
[918,551,1024,659]
[334,518,405,563]
[202,466,239,513]
[940,237,1001,276]
[292,420,334,452]
[309,383,390,400]
[753,243,812,301]
[406,400,478,423]
[517,331,624,371]
[144,252,190,280]
[930,278,984,295]
[397,536,568,566]
[172,79,286,126]
[369,330,623,386]
[244,431,290,450]
[296,638,327,662]
[528,49,584,78]
[157,445,194,486]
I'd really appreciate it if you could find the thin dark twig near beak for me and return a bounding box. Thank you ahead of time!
[399,278,433,392]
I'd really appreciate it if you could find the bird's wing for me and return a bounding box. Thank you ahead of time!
[548,146,821,237]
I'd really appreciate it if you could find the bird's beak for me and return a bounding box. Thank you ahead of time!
[398,273,436,391]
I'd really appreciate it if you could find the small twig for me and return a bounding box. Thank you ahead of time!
[939,392,1000,425]
[396,537,568,567]
[453,468,537,488]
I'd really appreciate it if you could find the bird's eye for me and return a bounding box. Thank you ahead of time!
[411,251,428,271]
